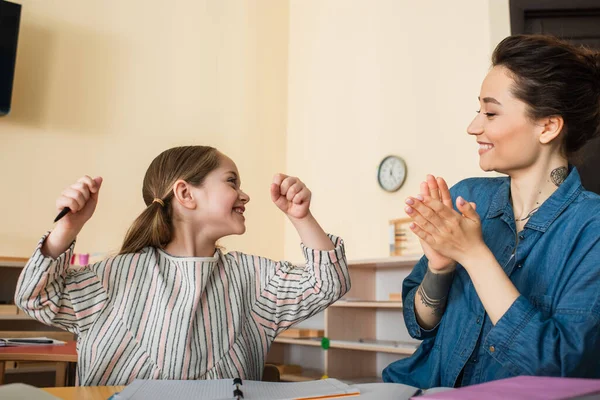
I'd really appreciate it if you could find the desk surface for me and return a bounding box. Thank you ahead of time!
[43,386,125,400]
[0,341,77,362]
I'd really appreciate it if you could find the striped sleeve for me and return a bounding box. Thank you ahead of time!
[14,234,108,335]
[249,234,350,336]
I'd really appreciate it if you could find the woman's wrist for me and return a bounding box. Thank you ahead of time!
[459,243,494,273]
[428,261,457,274]
[417,267,456,318]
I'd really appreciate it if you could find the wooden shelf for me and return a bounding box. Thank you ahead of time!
[331,301,402,309]
[273,337,418,355]
[0,257,28,268]
[293,256,422,270]
[329,340,417,355]
[0,314,32,320]
[347,255,422,269]
[273,337,322,347]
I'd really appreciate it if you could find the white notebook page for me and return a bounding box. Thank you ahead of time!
[114,378,360,400]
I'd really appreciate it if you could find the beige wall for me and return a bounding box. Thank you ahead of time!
[284,0,510,260]
[0,1,511,263]
[0,0,289,259]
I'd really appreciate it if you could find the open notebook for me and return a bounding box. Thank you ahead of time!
[112,378,360,400]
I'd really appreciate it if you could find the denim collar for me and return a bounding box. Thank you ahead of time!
[485,166,583,232]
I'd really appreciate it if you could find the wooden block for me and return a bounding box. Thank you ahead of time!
[388,293,402,301]
[0,305,18,315]
[278,328,324,338]
[389,218,422,256]
[274,364,303,375]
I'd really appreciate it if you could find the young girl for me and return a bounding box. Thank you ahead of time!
[15,146,350,386]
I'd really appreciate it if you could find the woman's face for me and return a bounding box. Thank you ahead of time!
[467,65,545,175]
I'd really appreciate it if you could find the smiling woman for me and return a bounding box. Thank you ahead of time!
[383,35,600,389]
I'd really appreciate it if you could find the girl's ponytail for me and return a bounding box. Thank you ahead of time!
[120,196,173,254]
[118,145,220,255]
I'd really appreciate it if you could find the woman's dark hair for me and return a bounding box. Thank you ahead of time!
[492,34,600,160]
[119,146,221,254]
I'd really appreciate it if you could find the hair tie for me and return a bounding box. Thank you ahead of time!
[152,198,165,207]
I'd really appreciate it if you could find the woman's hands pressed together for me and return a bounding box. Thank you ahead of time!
[405,175,484,268]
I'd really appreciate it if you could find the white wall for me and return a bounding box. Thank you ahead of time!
[284,0,510,260]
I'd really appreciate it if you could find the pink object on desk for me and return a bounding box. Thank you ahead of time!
[78,253,89,265]
[419,376,600,400]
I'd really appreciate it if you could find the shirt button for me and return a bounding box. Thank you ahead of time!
[476,317,481,324]
[519,234,525,240]
[473,359,478,363]
[518,264,522,268]
[489,345,496,353]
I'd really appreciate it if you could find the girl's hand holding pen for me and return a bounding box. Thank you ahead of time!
[55,176,103,232]
[43,176,103,259]
[405,175,483,266]
[270,174,312,220]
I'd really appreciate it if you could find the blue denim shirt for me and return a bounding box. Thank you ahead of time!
[383,167,600,388]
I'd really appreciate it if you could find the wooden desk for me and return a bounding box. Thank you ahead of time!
[43,386,124,400]
[0,341,77,386]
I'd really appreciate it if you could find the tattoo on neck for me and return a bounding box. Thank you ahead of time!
[418,269,455,316]
[550,167,568,187]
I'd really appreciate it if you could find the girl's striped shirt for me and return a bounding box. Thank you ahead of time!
[15,234,350,386]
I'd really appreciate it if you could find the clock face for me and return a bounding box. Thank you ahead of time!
[377,156,407,192]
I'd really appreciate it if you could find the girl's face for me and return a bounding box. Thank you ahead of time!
[192,153,250,241]
[467,66,546,175]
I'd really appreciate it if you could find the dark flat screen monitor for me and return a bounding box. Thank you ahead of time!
[0,0,21,116]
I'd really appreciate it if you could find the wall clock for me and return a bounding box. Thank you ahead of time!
[377,155,407,192]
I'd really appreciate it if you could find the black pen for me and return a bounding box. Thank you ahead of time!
[54,207,71,223]
[3,339,54,344]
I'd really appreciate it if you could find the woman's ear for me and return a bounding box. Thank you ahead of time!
[539,115,564,145]
[172,179,197,210]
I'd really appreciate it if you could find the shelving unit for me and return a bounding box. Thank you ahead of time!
[328,340,416,355]
[0,257,31,268]
[267,255,422,382]
[273,337,322,347]
[0,256,76,385]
